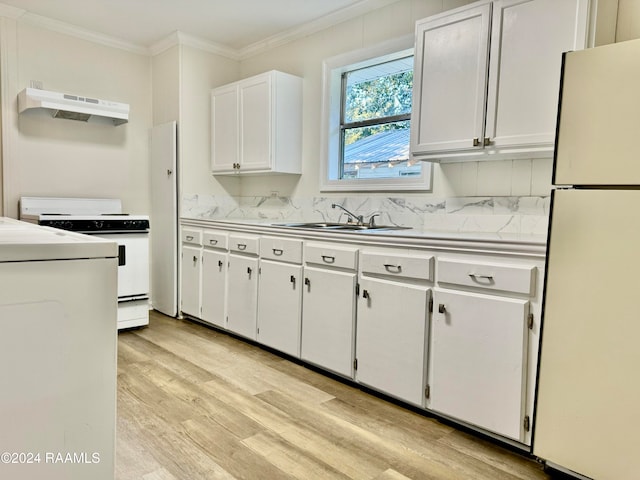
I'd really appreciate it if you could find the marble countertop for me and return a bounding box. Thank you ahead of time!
[181,217,548,257]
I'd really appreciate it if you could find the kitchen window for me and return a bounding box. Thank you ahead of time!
[321,38,432,191]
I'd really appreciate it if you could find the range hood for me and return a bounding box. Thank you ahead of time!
[18,88,129,126]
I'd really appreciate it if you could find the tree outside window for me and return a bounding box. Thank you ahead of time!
[340,56,420,180]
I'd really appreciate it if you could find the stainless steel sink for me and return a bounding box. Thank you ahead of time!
[274,222,410,232]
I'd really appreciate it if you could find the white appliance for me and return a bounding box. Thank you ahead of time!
[20,196,150,329]
[0,217,117,480]
[534,39,640,480]
[150,121,179,317]
[18,87,129,125]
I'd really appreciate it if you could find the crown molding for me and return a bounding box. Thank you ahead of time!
[0,3,23,18]
[149,31,240,60]
[17,11,149,55]
[237,0,400,59]
[1,0,403,60]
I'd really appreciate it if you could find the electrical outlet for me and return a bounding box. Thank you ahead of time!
[30,80,43,89]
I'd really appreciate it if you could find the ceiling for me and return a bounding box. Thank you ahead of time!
[0,0,399,55]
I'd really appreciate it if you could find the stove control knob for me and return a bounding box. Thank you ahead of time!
[93,220,104,229]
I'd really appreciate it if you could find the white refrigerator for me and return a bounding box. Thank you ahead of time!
[534,39,640,479]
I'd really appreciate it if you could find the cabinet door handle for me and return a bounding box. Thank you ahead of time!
[304,277,311,291]
[237,243,247,251]
[290,275,296,287]
[483,137,492,146]
[438,303,446,314]
[167,169,173,176]
[473,137,480,147]
[383,264,402,273]
[247,267,252,278]
[218,260,223,268]
[321,255,335,263]
[273,248,284,256]
[192,255,198,263]
[362,289,370,299]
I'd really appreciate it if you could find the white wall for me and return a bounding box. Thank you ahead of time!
[231,0,556,203]
[178,45,240,198]
[2,19,152,218]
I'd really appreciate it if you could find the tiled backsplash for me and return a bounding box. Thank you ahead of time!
[182,194,550,235]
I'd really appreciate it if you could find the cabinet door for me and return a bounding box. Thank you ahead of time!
[356,278,429,406]
[211,84,239,172]
[485,0,588,150]
[180,245,201,317]
[301,267,357,378]
[257,260,302,357]
[429,289,528,441]
[239,74,272,171]
[411,3,491,155]
[226,254,258,340]
[201,250,227,328]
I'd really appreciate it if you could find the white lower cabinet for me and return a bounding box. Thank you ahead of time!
[428,289,529,441]
[301,242,359,378]
[225,230,263,341]
[257,260,303,357]
[226,253,259,339]
[356,277,430,407]
[178,222,545,447]
[181,228,204,318]
[180,244,202,318]
[355,249,434,407]
[200,230,229,328]
[201,249,227,328]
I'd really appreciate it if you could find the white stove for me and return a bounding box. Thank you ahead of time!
[19,197,150,329]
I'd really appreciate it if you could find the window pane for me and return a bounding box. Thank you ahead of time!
[344,57,413,124]
[342,120,421,179]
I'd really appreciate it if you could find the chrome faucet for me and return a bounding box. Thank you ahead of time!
[332,203,363,225]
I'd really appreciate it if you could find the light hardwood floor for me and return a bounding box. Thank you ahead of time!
[116,311,550,480]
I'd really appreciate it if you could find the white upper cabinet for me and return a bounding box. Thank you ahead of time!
[411,3,492,157]
[410,0,589,161]
[211,70,303,175]
[211,84,239,172]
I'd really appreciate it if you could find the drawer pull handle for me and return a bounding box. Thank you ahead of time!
[438,304,446,314]
[469,273,494,283]
[273,248,284,256]
[237,243,247,251]
[384,264,402,273]
[321,255,335,263]
[209,239,218,245]
[186,235,194,241]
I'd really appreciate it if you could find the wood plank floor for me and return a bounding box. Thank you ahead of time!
[116,310,550,480]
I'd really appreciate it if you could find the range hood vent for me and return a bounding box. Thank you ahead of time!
[18,88,129,126]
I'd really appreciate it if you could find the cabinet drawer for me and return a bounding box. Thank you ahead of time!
[360,251,433,281]
[182,228,203,246]
[437,258,535,296]
[203,230,228,250]
[305,243,358,271]
[260,237,303,264]
[229,234,260,255]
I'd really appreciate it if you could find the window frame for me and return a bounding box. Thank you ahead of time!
[320,36,432,192]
